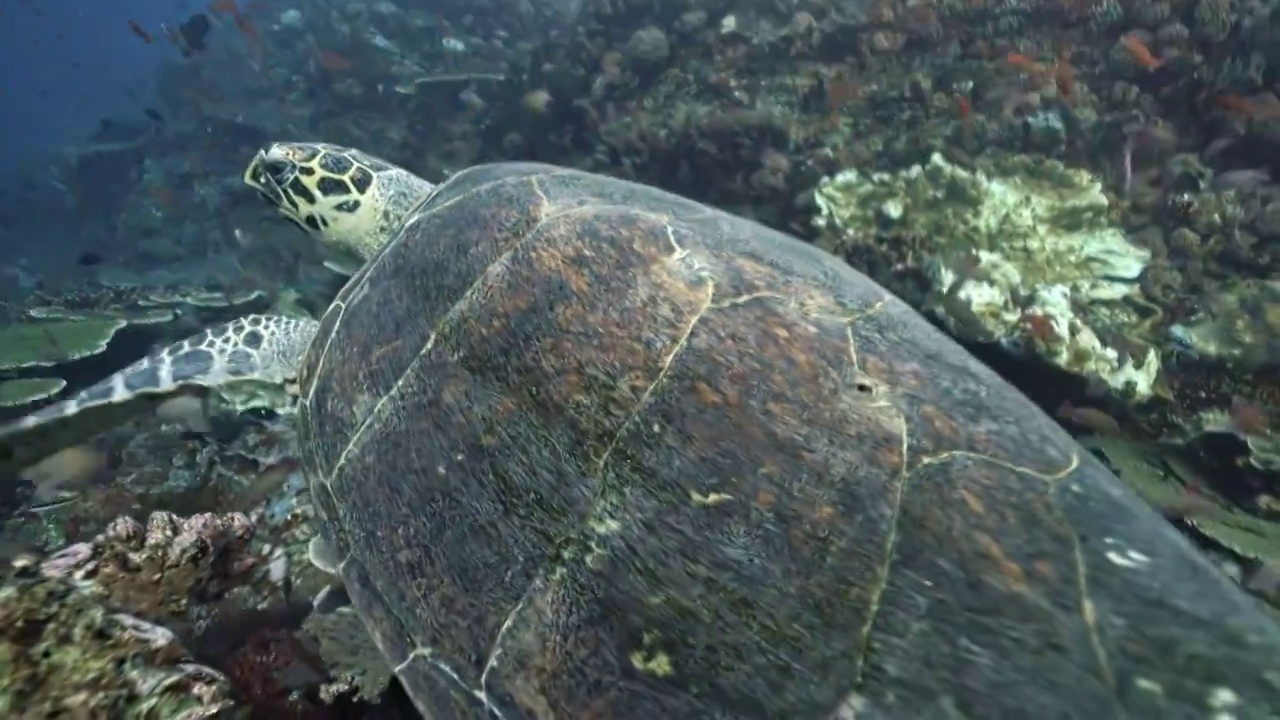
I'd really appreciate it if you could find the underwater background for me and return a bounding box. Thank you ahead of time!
[0,0,187,174]
[1,0,1280,715]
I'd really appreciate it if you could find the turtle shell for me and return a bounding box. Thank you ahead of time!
[299,163,1280,718]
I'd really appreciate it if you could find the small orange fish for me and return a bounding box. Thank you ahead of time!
[127,19,152,44]
[1215,93,1280,120]
[209,0,240,16]
[957,94,972,119]
[1054,57,1077,102]
[1120,35,1163,71]
[317,49,352,71]
[1019,310,1061,344]
[234,14,258,42]
[1217,94,1255,115]
[229,12,262,65]
[1006,52,1048,76]
[149,185,178,210]
[825,75,861,111]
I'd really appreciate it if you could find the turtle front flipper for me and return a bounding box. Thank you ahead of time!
[0,314,319,477]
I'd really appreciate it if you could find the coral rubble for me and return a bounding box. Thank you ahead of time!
[815,152,1160,400]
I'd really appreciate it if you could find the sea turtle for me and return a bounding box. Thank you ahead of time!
[3,142,1280,718]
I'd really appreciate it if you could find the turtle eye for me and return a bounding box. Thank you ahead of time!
[264,159,295,185]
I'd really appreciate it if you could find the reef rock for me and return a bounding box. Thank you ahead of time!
[1169,277,1280,372]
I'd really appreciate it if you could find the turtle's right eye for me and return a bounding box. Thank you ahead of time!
[264,160,294,185]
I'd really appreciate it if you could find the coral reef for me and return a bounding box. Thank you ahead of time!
[814,152,1160,400]
[1170,278,1280,370]
[0,282,279,424]
[0,572,239,719]
[7,0,1280,708]
[0,512,256,718]
[0,505,393,717]
[301,605,393,701]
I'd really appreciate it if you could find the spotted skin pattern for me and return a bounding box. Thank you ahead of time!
[243,142,436,261]
[0,315,318,475]
[0,142,431,475]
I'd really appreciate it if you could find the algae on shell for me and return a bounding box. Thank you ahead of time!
[813,152,1159,400]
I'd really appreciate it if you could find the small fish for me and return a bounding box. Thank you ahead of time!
[1120,35,1163,71]
[144,108,165,124]
[1124,119,1178,150]
[1213,93,1280,120]
[317,49,352,71]
[1005,52,1048,77]
[18,495,80,514]
[1019,310,1062,344]
[1056,401,1122,435]
[1228,397,1270,436]
[1053,57,1077,103]
[522,88,554,114]
[127,19,152,44]
[1121,137,1133,196]
[1202,136,1237,161]
[233,13,259,46]
[956,94,971,120]
[1217,94,1249,113]
[76,251,103,266]
[1210,168,1271,192]
[209,0,240,15]
[458,84,486,111]
[436,12,466,52]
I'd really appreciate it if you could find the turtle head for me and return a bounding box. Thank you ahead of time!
[243,142,436,264]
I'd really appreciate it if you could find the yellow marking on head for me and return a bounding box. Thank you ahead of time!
[243,142,435,262]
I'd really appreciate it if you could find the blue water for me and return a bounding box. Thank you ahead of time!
[0,0,207,180]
